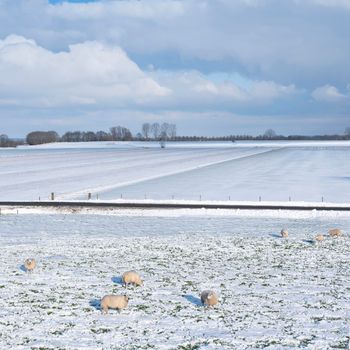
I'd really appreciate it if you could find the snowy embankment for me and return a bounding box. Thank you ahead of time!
[0,213,349,349]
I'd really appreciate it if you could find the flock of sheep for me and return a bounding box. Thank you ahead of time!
[23,227,343,314]
[280,227,343,240]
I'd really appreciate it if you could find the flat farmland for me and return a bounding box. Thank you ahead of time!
[0,141,349,203]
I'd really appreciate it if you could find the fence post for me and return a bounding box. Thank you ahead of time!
[51,192,55,201]
[88,193,92,200]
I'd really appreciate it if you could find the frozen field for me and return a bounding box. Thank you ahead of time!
[0,209,349,349]
[0,141,349,203]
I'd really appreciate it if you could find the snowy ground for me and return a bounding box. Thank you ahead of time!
[0,141,350,203]
[0,210,349,349]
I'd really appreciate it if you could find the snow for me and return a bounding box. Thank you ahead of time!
[1,141,350,203]
[0,211,349,349]
[1,141,350,348]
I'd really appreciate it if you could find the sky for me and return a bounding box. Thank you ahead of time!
[0,0,349,137]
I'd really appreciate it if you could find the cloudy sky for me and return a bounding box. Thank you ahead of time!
[0,0,349,137]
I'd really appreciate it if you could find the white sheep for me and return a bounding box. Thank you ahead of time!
[100,295,129,314]
[280,229,289,238]
[315,234,325,242]
[24,258,36,272]
[122,270,143,287]
[329,228,342,237]
[200,290,218,307]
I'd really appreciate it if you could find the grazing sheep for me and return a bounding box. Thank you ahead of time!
[315,234,325,242]
[200,290,218,307]
[329,228,342,237]
[122,270,143,287]
[24,258,36,272]
[281,229,289,238]
[100,295,129,314]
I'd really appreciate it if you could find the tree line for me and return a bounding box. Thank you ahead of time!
[1,125,350,147]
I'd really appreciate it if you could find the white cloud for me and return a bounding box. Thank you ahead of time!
[0,35,298,110]
[0,0,349,89]
[47,0,186,20]
[308,0,350,10]
[0,35,170,108]
[311,84,348,102]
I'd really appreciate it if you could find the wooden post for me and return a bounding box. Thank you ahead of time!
[88,193,91,200]
[51,192,55,201]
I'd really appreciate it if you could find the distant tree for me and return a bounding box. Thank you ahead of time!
[263,129,277,139]
[345,127,350,136]
[82,131,97,142]
[0,134,9,147]
[26,131,59,145]
[168,124,177,140]
[135,132,143,140]
[160,122,170,140]
[142,123,151,140]
[96,131,110,141]
[151,122,160,140]
[110,126,133,141]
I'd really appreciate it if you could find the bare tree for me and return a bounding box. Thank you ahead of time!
[142,123,151,140]
[160,123,170,140]
[263,129,276,139]
[82,131,97,142]
[0,134,9,147]
[110,126,133,141]
[95,130,110,141]
[168,124,177,140]
[151,122,160,140]
[26,131,59,145]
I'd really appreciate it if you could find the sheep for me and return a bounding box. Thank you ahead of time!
[100,295,129,314]
[329,228,342,237]
[200,290,218,307]
[315,234,325,242]
[280,229,289,238]
[24,258,36,272]
[122,270,143,287]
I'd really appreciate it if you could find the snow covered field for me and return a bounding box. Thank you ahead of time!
[0,210,349,349]
[0,141,349,203]
[0,141,349,349]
